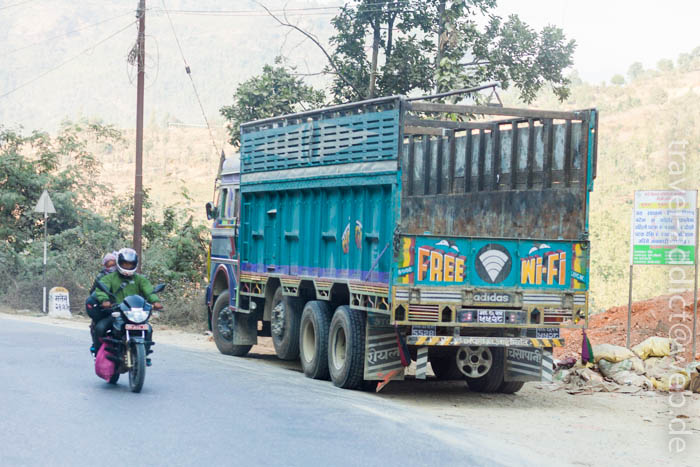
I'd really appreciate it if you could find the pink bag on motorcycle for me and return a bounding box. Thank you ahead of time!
[95,340,116,381]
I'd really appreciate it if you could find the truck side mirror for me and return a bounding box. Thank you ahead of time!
[205,202,216,220]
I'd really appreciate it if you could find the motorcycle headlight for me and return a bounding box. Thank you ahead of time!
[124,307,150,324]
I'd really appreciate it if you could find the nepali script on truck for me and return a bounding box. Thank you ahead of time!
[205,95,598,393]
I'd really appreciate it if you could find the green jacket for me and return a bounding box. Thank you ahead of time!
[94,271,159,305]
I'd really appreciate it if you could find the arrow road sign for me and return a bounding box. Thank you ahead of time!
[34,190,56,214]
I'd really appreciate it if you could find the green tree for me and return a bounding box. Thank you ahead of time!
[0,122,120,253]
[657,58,674,72]
[627,62,644,81]
[327,0,575,103]
[611,74,625,86]
[219,59,326,146]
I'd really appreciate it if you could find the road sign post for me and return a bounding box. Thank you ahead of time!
[33,190,56,313]
[628,190,698,354]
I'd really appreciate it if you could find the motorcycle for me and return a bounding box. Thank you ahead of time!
[94,281,166,393]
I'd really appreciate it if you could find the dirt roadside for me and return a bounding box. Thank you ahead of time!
[2,310,698,466]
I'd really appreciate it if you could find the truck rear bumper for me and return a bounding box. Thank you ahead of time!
[406,335,563,348]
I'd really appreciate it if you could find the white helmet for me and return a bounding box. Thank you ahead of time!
[116,248,138,277]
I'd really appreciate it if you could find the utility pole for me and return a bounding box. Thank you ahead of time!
[134,0,145,270]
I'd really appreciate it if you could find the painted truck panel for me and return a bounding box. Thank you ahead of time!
[240,184,394,283]
[395,234,589,291]
[240,107,400,173]
[239,98,403,285]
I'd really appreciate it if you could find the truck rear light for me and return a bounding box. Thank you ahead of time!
[543,309,572,324]
[505,311,525,324]
[544,316,564,323]
[457,310,474,323]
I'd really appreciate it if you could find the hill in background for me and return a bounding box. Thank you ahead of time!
[7,1,700,313]
[0,0,333,132]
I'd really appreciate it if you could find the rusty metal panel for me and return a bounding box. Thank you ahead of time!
[400,189,586,239]
[398,112,594,241]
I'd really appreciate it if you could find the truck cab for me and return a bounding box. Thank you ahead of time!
[205,158,241,335]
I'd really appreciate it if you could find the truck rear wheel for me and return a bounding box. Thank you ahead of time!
[460,346,504,393]
[212,291,252,357]
[299,301,331,380]
[497,380,525,394]
[429,349,463,380]
[270,287,302,360]
[328,306,365,389]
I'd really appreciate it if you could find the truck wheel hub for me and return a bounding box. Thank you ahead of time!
[456,346,492,378]
[217,307,233,341]
[271,302,285,337]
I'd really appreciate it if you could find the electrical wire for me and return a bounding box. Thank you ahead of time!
[0,19,137,100]
[152,1,415,17]
[0,0,40,11]
[160,0,221,162]
[0,11,135,58]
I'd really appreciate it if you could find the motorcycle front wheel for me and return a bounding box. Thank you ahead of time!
[129,343,146,393]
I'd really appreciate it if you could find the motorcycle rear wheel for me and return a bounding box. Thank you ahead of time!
[129,343,146,393]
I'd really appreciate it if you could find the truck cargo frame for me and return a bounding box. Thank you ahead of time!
[206,94,598,390]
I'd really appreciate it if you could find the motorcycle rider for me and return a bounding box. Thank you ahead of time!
[86,252,118,354]
[93,248,163,361]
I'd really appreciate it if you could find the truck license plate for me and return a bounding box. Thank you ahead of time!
[477,310,505,324]
[536,328,560,338]
[411,325,436,337]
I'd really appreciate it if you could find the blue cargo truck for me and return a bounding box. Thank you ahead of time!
[205,96,598,393]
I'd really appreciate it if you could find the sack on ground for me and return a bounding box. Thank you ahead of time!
[608,370,654,389]
[644,356,675,379]
[632,336,672,360]
[598,356,644,378]
[690,372,700,394]
[650,370,690,392]
[592,344,636,363]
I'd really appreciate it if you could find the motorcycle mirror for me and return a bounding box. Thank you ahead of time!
[153,284,166,294]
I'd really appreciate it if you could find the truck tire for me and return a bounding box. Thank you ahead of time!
[461,346,504,393]
[270,287,302,360]
[328,306,365,389]
[497,380,525,394]
[299,301,331,380]
[428,349,463,380]
[212,291,252,357]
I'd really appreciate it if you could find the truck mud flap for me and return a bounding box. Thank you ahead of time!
[405,336,564,348]
[232,312,258,346]
[364,313,405,381]
[504,347,554,383]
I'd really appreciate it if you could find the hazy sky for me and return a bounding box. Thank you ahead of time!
[495,0,700,82]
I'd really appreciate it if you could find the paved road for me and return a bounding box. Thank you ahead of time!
[0,317,537,466]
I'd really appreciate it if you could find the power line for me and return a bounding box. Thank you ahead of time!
[0,20,137,100]
[160,0,221,160]
[0,11,135,58]
[0,0,40,11]
[152,2,415,17]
